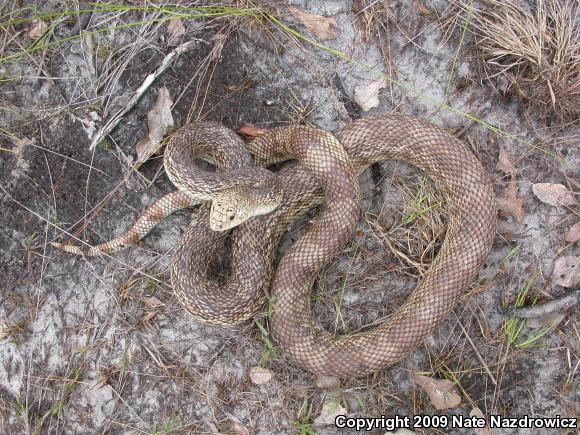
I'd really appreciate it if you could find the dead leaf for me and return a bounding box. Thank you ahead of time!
[496,220,522,237]
[496,146,517,178]
[249,366,272,385]
[167,19,186,45]
[353,78,388,111]
[135,86,174,165]
[288,6,340,40]
[416,2,435,16]
[497,180,525,223]
[313,400,347,426]
[0,320,9,340]
[287,384,310,398]
[565,221,580,243]
[552,256,580,288]
[470,407,492,435]
[313,374,340,389]
[496,146,525,224]
[139,311,159,329]
[384,431,416,435]
[236,124,267,140]
[532,183,577,207]
[413,374,461,410]
[141,296,164,309]
[227,416,250,435]
[28,20,48,39]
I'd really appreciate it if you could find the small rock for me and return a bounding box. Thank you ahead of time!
[314,374,341,389]
[27,20,48,39]
[413,374,461,410]
[552,256,580,288]
[313,400,346,426]
[249,366,272,385]
[470,407,492,435]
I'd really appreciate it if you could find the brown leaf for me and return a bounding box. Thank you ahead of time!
[353,79,388,111]
[313,400,347,426]
[139,311,158,329]
[496,146,517,178]
[532,183,577,207]
[135,86,174,165]
[249,366,272,385]
[552,256,580,288]
[313,374,341,389]
[496,220,522,237]
[413,374,462,410]
[497,180,525,223]
[565,221,580,244]
[286,384,310,398]
[167,19,186,45]
[416,2,435,16]
[288,6,340,40]
[28,20,48,39]
[141,296,164,309]
[236,124,267,140]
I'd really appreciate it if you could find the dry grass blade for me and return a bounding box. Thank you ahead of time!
[459,0,579,121]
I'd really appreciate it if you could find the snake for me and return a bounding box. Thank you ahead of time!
[51,113,496,378]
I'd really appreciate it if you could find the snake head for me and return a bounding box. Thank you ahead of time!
[210,178,283,232]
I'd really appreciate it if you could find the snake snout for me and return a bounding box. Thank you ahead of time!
[209,188,250,232]
[209,175,283,232]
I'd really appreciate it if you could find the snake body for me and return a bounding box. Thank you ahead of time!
[250,116,495,376]
[52,114,495,377]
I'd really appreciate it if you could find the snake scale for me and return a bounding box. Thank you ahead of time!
[52,114,495,377]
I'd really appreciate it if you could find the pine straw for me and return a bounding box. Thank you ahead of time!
[465,0,579,121]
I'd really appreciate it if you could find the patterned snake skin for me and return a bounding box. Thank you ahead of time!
[52,114,495,377]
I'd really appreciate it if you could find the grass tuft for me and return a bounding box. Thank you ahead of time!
[367,174,444,277]
[502,271,555,349]
[462,0,580,121]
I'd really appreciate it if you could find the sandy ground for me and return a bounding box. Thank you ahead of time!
[0,1,578,433]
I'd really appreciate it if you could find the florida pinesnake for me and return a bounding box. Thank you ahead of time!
[52,114,495,377]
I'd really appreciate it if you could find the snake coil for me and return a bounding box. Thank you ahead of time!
[52,114,495,377]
